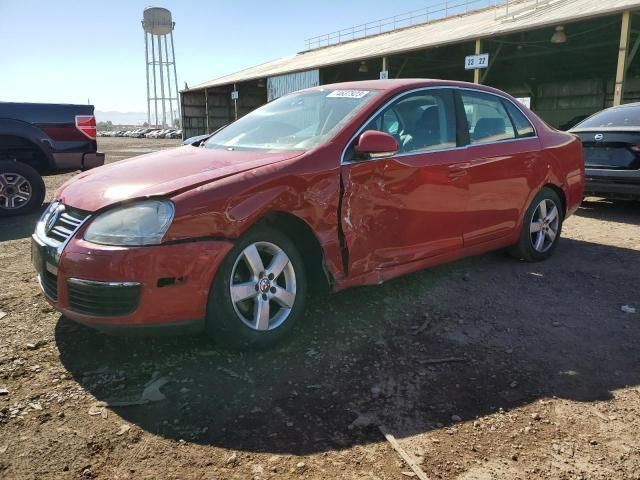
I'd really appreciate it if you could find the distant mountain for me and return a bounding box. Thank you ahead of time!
[95,110,148,125]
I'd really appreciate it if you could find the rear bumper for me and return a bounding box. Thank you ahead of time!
[50,151,105,171]
[82,152,105,170]
[585,168,640,197]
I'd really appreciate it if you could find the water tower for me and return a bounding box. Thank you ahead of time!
[142,7,180,128]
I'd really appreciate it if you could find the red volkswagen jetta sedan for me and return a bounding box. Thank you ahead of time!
[32,80,584,348]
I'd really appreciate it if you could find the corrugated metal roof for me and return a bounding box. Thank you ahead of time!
[187,0,640,91]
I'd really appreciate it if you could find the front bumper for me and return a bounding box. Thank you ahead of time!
[34,234,234,330]
[585,168,640,197]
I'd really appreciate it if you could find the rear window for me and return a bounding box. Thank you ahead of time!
[504,101,535,138]
[577,105,640,128]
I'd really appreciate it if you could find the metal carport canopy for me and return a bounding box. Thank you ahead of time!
[185,0,640,92]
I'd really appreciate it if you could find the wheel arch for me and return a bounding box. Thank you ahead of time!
[250,211,332,292]
[541,182,567,216]
[0,121,53,173]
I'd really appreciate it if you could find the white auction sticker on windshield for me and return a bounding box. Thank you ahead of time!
[327,90,370,99]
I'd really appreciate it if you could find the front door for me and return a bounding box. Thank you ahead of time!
[340,88,469,278]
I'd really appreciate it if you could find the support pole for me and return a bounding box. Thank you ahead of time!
[474,38,482,84]
[382,55,388,78]
[157,35,166,128]
[205,88,209,133]
[170,30,181,122]
[150,34,159,127]
[163,34,174,126]
[614,11,631,106]
[144,32,150,126]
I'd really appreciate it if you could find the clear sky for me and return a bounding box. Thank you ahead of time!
[1,0,436,113]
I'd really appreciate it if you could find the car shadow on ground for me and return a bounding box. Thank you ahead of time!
[54,226,640,455]
[0,203,48,242]
[577,198,640,226]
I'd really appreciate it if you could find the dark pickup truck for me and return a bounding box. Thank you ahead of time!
[0,102,104,216]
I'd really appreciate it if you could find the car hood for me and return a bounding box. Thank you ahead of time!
[57,145,303,212]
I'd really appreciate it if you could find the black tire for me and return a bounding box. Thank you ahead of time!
[206,226,307,349]
[508,187,564,262]
[0,160,45,217]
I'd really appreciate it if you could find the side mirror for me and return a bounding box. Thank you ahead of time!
[183,133,212,147]
[355,130,399,157]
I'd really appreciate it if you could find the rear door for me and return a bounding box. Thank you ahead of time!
[340,88,469,277]
[458,90,541,246]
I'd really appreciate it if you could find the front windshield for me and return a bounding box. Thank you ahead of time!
[205,88,380,151]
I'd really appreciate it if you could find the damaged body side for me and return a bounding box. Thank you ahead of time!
[167,142,348,287]
[337,148,469,289]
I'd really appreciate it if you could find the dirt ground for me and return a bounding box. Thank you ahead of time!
[0,137,639,480]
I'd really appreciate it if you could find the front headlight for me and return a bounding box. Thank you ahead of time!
[84,199,175,246]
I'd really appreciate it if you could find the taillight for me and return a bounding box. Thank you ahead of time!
[75,115,97,139]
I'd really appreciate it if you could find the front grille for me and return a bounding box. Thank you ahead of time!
[67,280,141,317]
[45,205,90,244]
[41,270,58,300]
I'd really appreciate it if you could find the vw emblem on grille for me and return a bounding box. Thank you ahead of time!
[45,204,65,235]
[594,133,604,142]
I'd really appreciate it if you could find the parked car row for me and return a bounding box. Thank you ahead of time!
[98,128,182,139]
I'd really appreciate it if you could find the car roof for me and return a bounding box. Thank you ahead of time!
[607,102,640,110]
[570,102,640,131]
[304,78,511,98]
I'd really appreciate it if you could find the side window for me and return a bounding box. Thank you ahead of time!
[461,91,516,145]
[503,100,535,138]
[362,88,457,155]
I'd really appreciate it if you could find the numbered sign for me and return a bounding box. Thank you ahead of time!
[379,70,389,80]
[231,91,239,100]
[464,53,489,70]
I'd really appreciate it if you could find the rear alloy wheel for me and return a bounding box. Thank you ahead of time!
[509,187,564,262]
[0,160,45,216]
[206,227,307,349]
[529,198,560,254]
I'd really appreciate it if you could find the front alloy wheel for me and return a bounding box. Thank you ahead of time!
[0,160,45,216]
[0,172,32,210]
[206,227,307,349]
[230,242,297,331]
